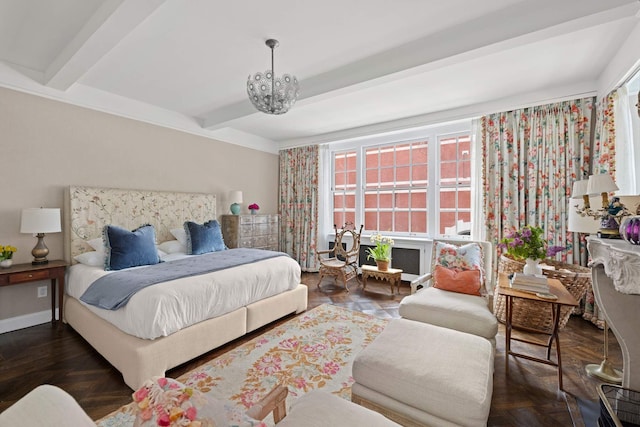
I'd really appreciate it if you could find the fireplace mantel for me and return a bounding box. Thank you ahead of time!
[587,236,640,390]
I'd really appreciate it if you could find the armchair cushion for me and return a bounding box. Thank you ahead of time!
[433,265,482,296]
[400,287,498,340]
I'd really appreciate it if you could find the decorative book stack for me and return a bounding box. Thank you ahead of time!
[510,272,549,293]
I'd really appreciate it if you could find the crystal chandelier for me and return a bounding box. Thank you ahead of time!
[247,39,299,115]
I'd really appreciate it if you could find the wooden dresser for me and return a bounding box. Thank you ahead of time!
[221,214,280,251]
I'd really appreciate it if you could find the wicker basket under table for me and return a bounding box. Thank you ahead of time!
[494,255,591,333]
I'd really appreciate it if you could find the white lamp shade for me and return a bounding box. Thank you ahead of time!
[570,180,590,199]
[568,200,599,234]
[20,208,62,233]
[228,190,243,204]
[587,174,619,194]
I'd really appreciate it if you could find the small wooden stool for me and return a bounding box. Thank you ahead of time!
[361,265,402,294]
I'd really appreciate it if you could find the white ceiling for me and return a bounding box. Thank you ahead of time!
[1,0,639,153]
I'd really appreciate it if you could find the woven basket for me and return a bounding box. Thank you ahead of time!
[494,255,591,332]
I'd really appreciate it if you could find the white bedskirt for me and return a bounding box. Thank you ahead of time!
[66,255,301,340]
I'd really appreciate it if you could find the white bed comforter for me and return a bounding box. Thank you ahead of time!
[66,254,301,340]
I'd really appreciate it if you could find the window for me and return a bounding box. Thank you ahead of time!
[364,142,428,233]
[438,134,471,235]
[328,121,472,237]
[333,150,357,227]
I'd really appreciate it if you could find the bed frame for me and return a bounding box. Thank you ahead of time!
[63,185,307,390]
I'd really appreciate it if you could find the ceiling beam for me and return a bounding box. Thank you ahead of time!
[199,0,638,130]
[44,0,167,91]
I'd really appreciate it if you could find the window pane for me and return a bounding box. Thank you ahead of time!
[364,211,378,231]
[411,211,427,233]
[394,211,409,232]
[412,165,427,183]
[411,190,427,209]
[379,211,393,232]
[440,211,456,234]
[458,188,471,209]
[334,194,344,209]
[396,166,410,184]
[379,192,393,208]
[346,194,355,209]
[396,191,409,208]
[440,189,456,209]
[396,144,411,165]
[364,192,377,208]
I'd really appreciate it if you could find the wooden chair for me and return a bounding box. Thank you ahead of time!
[317,222,364,292]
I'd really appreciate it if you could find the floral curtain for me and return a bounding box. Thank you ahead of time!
[481,97,594,273]
[279,145,320,271]
[582,92,617,328]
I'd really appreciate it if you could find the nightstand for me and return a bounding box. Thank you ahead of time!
[0,260,67,323]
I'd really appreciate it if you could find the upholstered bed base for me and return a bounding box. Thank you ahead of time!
[64,284,308,390]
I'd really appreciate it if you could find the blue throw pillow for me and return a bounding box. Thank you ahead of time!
[184,220,226,255]
[103,224,161,271]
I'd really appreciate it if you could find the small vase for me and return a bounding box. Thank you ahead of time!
[620,216,640,245]
[250,209,257,215]
[523,258,542,276]
[0,259,13,268]
[376,259,389,271]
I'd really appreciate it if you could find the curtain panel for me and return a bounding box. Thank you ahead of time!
[582,92,617,328]
[481,97,594,272]
[279,145,320,271]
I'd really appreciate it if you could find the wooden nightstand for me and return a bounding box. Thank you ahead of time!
[0,260,67,323]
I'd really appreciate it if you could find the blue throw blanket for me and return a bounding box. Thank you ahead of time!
[80,248,288,310]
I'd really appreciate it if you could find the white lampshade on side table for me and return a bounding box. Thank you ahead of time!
[20,208,62,265]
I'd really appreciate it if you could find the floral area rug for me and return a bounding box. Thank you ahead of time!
[97,304,388,426]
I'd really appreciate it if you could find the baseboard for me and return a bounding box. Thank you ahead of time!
[0,309,58,334]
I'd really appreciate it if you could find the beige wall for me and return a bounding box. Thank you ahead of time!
[0,87,279,325]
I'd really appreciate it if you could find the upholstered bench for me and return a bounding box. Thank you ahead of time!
[352,318,495,427]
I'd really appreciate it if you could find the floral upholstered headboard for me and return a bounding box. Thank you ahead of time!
[64,186,217,263]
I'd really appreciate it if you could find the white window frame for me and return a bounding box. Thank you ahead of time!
[324,120,472,239]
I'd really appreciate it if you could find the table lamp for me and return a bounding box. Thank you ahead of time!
[228,191,243,215]
[586,174,621,238]
[568,180,599,235]
[569,181,623,383]
[20,208,62,265]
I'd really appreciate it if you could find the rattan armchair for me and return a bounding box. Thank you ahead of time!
[317,223,364,292]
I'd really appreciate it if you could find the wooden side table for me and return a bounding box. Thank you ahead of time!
[0,260,67,323]
[361,265,403,294]
[497,273,578,390]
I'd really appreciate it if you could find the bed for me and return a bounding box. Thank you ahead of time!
[63,186,307,390]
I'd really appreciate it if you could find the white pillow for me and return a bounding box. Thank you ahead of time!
[74,251,106,267]
[87,237,105,253]
[158,240,186,254]
[170,228,188,246]
[161,252,189,262]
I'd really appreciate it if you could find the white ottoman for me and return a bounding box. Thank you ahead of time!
[399,287,498,344]
[278,390,401,427]
[352,318,494,427]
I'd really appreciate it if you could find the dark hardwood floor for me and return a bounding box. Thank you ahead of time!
[0,272,621,426]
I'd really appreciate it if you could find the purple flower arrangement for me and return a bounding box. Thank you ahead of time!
[498,225,565,260]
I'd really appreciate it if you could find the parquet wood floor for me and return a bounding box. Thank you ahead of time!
[0,273,622,426]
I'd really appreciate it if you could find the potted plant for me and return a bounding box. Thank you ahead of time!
[0,245,17,268]
[248,203,260,215]
[366,234,394,271]
[498,225,564,275]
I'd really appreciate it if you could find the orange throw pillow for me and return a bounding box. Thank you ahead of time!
[432,265,482,296]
